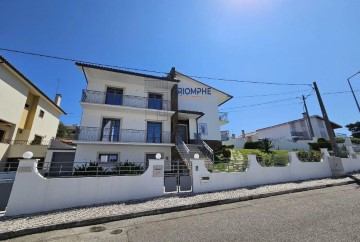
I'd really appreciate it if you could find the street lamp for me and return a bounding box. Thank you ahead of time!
[347,71,360,113]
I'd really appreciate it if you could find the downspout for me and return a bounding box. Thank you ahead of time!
[195,113,205,144]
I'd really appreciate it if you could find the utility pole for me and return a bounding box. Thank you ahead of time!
[347,71,360,113]
[313,82,340,157]
[302,95,314,139]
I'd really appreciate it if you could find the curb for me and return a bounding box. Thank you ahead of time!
[0,180,356,240]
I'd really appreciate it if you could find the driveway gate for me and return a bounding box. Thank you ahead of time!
[164,160,192,193]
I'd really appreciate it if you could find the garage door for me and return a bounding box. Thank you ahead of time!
[49,152,75,177]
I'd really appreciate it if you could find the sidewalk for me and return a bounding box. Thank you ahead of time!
[0,173,359,240]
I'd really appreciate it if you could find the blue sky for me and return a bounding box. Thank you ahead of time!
[1,0,359,136]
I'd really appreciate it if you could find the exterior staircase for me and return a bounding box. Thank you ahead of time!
[174,143,214,171]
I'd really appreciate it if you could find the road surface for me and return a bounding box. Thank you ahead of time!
[7,184,360,242]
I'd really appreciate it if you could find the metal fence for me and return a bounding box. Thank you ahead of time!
[39,161,147,178]
[1,139,50,145]
[75,127,171,143]
[81,89,171,111]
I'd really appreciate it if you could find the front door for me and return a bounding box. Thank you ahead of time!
[177,124,188,143]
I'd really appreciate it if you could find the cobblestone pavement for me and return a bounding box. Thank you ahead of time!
[0,174,359,234]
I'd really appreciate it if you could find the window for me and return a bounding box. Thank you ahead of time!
[98,154,118,163]
[39,110,45,118]
[148,93,162,110]
[101,118,120,142]
[32,135,42,145]
[147,122,162,143]
[105,87,123,105]
[24,103,30,109]
[0,129,5,142]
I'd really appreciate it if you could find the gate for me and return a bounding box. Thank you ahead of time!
[164,160,192,193]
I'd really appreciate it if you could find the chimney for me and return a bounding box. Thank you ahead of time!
[241,130,245,138]
[55,94,62,106]
[231,134,235,139]
[302,112,307,120]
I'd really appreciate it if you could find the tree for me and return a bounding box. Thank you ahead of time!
[258,138,274,154]
[345,122,360,138]
[56,122,67,138]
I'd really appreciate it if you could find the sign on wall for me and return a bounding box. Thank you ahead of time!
[199,123,208,135]
[178,87,211,96]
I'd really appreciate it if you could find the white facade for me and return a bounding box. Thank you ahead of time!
[74,65,232,164]
[74,64,177,164]
[255,115,341,141]
[0,56,65,164]
[176,72,231,142]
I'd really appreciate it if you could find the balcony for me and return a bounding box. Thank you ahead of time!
[219,112,229,126]
[74,126,171,144]
[81,89,171,111]
[290,131,304,137]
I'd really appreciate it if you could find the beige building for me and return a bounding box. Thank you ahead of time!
[0,55,66,168]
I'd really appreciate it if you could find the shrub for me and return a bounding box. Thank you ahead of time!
[73,162,109,176]
[111,161,144,175]
[317,138,328,143]
[222,149,231,160]
[297,150,321,162]
[221,145,234,149]
[308,140,332,151]
[258,138,274,154]
[351,137,360,144]
[244,141,261,149]
[335,137,345,143]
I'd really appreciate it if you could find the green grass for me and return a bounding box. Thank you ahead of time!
[213,149,290,172]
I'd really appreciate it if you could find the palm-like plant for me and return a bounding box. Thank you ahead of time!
[258,138,274,154]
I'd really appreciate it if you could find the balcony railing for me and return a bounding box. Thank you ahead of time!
[81,89,171,111]
[74,126,171,144]
[219,112,229,122]
[290,131,304,137]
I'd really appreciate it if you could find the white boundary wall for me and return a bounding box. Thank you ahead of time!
[5,159,164,216]
[223,139,310,151]
[192,152,333,194]
[342,146,360,173]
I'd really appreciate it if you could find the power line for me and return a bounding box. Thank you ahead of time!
[227,102,302,113]
[234,89,312,98]
[0,47,312,87]
[221,97,300,110]
[0,47,167,74]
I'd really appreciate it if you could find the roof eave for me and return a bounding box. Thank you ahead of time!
[0,56,66,115]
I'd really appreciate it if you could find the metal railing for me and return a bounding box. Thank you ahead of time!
[202,141,214,164]
[39,161,147,178]
[290,131,304,137]
[75,126,171,143]
[176,135,190,164]
[219,112,229,122]
[0,139,50,145]
[81,89,171,111]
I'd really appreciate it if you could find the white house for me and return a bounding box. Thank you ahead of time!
[247,114,342,141]
[0,55,66,168]
[73,64,232,166]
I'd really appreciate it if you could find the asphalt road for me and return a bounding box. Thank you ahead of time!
[7,184,360,242]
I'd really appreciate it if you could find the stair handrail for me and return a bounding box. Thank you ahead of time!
[202,140,215,164]
[176,135,190,162]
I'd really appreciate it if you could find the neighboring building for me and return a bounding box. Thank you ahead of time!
[246,114,342,141]
[0,56,65,167]
[73,63,232,166]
